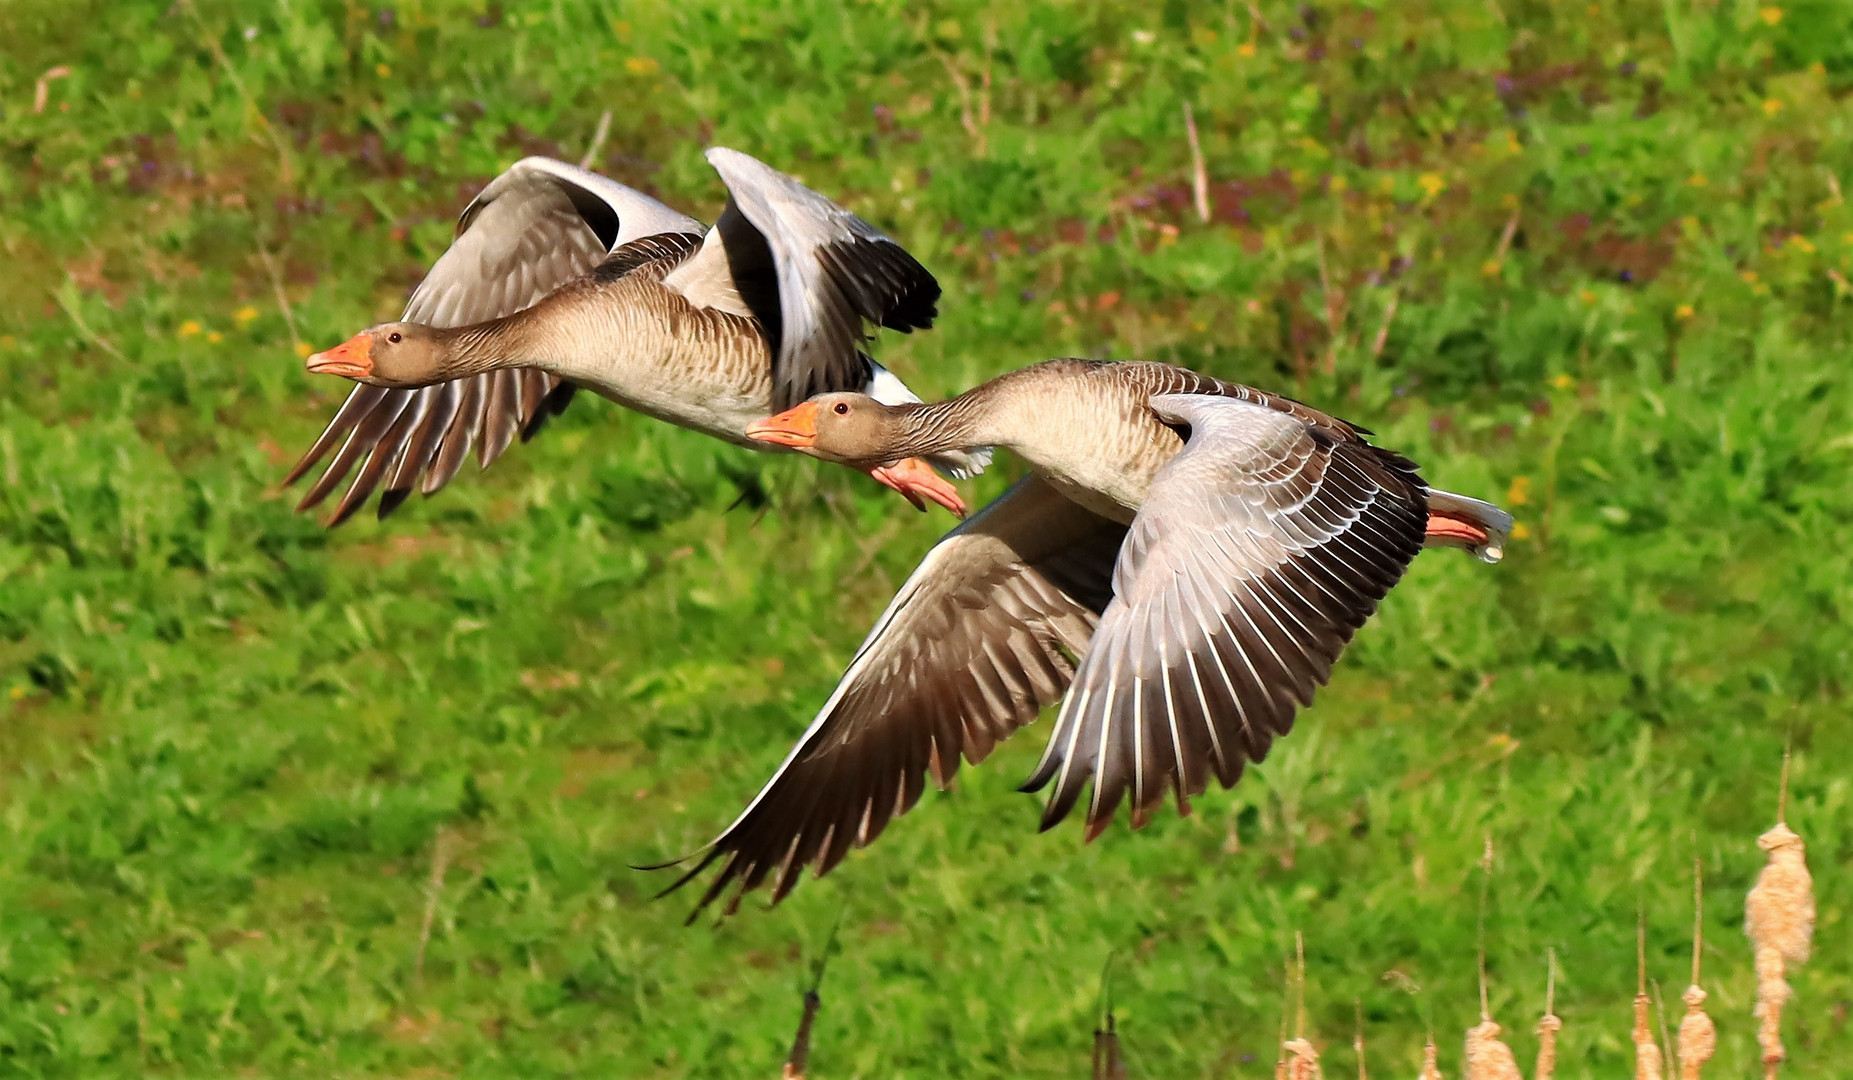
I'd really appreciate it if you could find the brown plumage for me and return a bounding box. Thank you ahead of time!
[286,150,986,525]
[654,359,1512,917]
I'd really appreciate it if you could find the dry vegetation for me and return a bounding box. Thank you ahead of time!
[779,761,1823,1078]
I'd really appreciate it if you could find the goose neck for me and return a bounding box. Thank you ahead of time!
[886,390,1007,459]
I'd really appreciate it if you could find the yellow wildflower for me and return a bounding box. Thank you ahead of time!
[1763,98,1783,117]
[1577,288,1597,305]
[1506,476,1532,507]
[1760,6,1783,25]
[1741,270,1760,284]
[9,685,25,700]
[1501,193,1519,209]
[1481,259,1502,277]
[1550,374,1576,390]
[1789,234,1816,254]
[625,56,660,76]
[1676,304,1695,320]
[1329,175,1348,193]
[1237,41,1257,58]
[207,331,223,343]
[376,64,391,78]
[293,341,314,358]
[234,305,259,325]
[1510,522,1531,541]
[1418,172,1446,199]
[1687,174,1708,188]
[178,320,203,338]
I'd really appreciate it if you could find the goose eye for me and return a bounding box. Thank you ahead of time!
[832,402,849,415]
[388,332,402,344]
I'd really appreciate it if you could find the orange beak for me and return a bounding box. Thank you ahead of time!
[743,402,819,448]
[305,333,374,379]
[741,403,822,450]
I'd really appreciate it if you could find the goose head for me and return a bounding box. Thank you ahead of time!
[747,393,971,517]
[744,392,904,463]
[305,323,450,387]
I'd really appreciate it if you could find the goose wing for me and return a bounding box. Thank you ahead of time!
[288,157,702,524]
[1021,393,1428,837]
[658,477,1126,917]
[662,147,940,411]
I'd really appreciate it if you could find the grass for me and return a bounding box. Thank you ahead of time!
[2,0,1850,1075]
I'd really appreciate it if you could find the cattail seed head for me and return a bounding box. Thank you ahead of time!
[1633,992,1665,1080]
[1463,1019,1522,1080]
[1746,824,1814,967]
[1753,945,1792,1073]
[1746,819,1816,1075]
[1533,1012,1562,1080]
[1678,985,1716,1080]
[1418,1036,1443,1080]
[1285,1037,1324,1080]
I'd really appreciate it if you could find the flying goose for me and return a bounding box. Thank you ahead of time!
[658,358,1510,916]
[285,150,989,523]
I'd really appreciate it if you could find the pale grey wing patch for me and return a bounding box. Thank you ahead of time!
[703,147,940,410]
[659,224,755,320]
[653,478,1126,920]
[291,158,700,525]
[1022,393,1429,838]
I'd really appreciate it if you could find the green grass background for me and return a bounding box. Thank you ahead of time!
[2,0,1849,1075]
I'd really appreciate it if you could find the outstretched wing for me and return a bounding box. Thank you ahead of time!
[288,158,703,524]
[1022,393,1429,837]
[663,147,940,411]
[657,478,1126,918]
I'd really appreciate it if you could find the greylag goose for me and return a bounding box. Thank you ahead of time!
[285,150,988,523]
[658,359,1510,915]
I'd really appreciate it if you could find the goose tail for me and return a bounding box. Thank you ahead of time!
[1423,489,1513,564]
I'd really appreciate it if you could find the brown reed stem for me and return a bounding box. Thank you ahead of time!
[1533,949,1560,1080]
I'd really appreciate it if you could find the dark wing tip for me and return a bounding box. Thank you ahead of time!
[376,487,413,521]
[520,382,577,443]
[325,489,371,528]
[281,449,324,489]
[818,237,940,333]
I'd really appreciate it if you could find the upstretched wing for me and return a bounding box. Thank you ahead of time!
[656,477,1127,918]
[1022,393,1429,837]
[662,147,940,411]
[287,157,703,524]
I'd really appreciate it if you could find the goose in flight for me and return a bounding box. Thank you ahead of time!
[285,149,989,523]
[657,358,1509,916]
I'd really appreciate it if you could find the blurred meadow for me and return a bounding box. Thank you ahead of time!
[2,0,1850,1075]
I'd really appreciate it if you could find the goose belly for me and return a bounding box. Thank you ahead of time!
[1037,467,1150,525]
[563,327,775,447]
[587,369,769,448]
[1009,405,1178,524]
